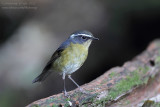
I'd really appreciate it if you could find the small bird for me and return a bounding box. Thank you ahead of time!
[32,30,99,96]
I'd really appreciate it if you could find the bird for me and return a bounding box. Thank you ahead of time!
[32,30,99,96]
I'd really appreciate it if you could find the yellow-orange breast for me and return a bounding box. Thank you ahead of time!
[52,43,88,74]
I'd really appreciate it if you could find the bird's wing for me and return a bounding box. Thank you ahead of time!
[32,39,71,83]
[42,48,64,73]
[43,38,71,72]
[32,48,64,83]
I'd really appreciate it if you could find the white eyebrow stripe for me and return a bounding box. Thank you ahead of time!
[70,34,92,38]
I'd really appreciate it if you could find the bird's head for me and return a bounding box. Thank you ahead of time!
[69,30,99,48]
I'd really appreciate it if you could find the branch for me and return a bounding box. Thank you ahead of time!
[27,39,160,107]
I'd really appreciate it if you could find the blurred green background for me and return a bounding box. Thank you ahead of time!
[0,0,160,106]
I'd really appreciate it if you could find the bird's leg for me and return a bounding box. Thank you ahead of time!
[63,73,68,96]
[68,75,85,93]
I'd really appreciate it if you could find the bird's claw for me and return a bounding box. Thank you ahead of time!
[63,90,68,97]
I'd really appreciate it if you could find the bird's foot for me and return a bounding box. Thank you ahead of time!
[63,90,69,97]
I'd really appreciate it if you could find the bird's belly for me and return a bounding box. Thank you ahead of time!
[53,43,88,75]
[62,56,83,74]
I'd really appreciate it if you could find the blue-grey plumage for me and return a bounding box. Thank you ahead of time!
[32,30,98,96]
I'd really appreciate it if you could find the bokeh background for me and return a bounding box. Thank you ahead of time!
[0,0,160,106]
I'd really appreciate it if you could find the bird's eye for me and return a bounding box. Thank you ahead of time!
[81,36,87,40]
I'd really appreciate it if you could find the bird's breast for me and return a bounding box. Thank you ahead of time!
[53,43,88,74]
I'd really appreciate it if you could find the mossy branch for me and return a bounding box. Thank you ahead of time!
[27,39,160,107]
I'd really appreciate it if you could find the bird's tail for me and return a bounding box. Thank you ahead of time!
[32,71,51,83]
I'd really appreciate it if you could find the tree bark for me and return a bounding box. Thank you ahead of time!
[27,39,160,107]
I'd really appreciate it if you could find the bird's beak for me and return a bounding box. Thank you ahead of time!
[92,37,99,40]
